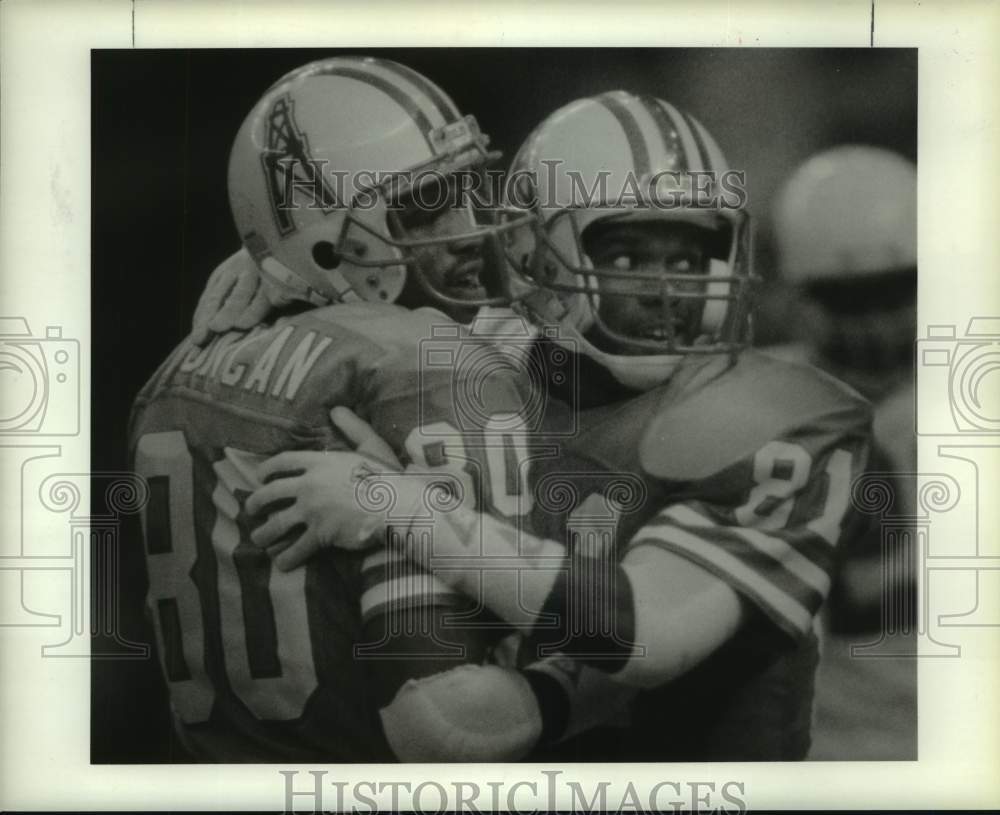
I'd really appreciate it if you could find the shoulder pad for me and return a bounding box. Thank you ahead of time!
[640,350,871,481]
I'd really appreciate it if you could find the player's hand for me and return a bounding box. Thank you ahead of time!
[246,409,407,570]
[247,449,395,569]
[190,247,273,345]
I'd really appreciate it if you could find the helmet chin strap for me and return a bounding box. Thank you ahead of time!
[516,290,681,392]
[259,256,334,306]
[700,258,731,333]
[259,253,377,308]
[563,321,683,392]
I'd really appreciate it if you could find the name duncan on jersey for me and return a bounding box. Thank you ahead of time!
[177,324,331,402]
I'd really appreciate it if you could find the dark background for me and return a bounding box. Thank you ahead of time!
[92,48,916,762]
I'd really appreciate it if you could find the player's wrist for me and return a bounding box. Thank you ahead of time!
[386,471,481,591]
[520,665,572,745]
[529,556,637,673]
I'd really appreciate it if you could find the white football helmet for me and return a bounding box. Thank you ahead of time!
[774,145,916,284]
[229,56,523,309]
[772,145,917,396]
[503,91,755,388]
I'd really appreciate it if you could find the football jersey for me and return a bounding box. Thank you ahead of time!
[762,342,916,632]
[521,345,873,760]
[128,303,531,762]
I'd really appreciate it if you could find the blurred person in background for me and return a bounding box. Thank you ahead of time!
[770,146,916,634]
[766,147,917,762]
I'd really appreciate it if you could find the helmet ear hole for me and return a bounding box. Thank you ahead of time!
[312,241,341,270]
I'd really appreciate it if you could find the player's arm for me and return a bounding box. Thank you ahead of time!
[246,450,756,687]
[455,430,872,687]
[246,418,640,758]
[355,542,533,761]
[249,399,870,687]
[385,501,747,688]
[251,430,868,690]
[246,446,754,686]
[284,407,544,762]
[389,427,869,688]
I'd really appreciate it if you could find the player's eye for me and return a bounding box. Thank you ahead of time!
[613,254,633,272]
[393,175,456,232]
[401,209,440,231]
[396,199,448,232]
[664,251,701,275]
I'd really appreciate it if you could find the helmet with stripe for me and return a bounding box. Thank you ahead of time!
[229,56,521,310]
[505,92,754,388]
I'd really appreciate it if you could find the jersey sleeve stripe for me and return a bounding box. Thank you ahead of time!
[659,504,713,527]
[362,548,392,570]
[729,527,831,596]
[360,592,464,626]
[636,519,827,612]
[360,554,434,592]
[360,574,461,621]
[658,505,832,596]
[628,528,816,639]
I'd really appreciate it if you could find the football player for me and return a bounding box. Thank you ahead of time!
[248,92,875,760]
[771,146,917,630]
[129,56,538,761]
[772,146,916,405]
[768,146,918,757]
